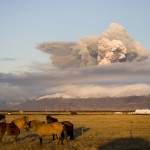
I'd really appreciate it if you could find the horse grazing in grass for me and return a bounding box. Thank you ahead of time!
[0,114,6,122]
[0,116,29,146]
[29,120,65,145]
[46,115,58,124]
[11,116,29,130]
[0,122,20,146]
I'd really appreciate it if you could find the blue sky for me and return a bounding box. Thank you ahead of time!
[0,0,150,72]
[0,0,150,101]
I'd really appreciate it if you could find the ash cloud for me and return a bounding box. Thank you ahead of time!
[37,23,149,68]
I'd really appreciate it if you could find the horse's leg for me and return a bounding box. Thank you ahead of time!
[52,134,55,140]
[70,129,74,140]
[0,124,6,146]
[0,135,3,146]
[60,136,63,145]
[57,134,63,145]
[13,134,19,147]
[55,134,58,139]
[39,137,43,146]
[53,134,58,140]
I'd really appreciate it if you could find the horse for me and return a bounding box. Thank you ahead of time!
[46,116,74,140]
[46,115,58,124]
[0,122,20,146]
[0,114,6,122]
[29,120,65,145]
[11,116,29,131]
[46,115,58,140]
[61,121,74,140]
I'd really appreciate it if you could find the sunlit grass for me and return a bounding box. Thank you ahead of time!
[1,113,150,150]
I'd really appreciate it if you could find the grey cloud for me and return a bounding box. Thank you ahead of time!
[37,23,148,68]
[37,41,81,68]
[0,63,149,87]
[1,61,150,86]
[0,61,150,99]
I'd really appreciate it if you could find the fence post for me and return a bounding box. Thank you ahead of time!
[82,125,84,140]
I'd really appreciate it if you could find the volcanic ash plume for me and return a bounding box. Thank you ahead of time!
[37,23,148,68]
[97,38,127,64]
[99,23,148,63]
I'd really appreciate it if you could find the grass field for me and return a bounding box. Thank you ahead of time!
[1,112,150,150]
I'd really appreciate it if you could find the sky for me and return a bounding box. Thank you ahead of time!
[0,0,150,102]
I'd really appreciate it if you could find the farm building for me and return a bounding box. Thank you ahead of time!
[135,109,150,114]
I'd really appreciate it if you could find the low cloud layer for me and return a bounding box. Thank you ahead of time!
[37,23,148,68]
[0,61,150,101]
[49,84,150,98]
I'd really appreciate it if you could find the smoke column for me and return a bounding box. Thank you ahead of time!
[37,23,148,68]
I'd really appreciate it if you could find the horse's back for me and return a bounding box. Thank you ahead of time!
[36,123,54,136]
[51,122,64,134]
[29,120,45,130]
[36,122,64,136]
[46,115,58,123]
[61,121,73,127]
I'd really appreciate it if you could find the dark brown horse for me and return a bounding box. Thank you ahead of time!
[46,115,58,124]
[0,122,20,145]
[0,114,6,122]
[61,121,74,140]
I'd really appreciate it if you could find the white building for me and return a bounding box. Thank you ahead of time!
[135,109,150,114]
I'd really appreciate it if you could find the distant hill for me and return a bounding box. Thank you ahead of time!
[1,95,150,111]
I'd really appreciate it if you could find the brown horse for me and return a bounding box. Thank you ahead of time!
[29,120,65,145]
[0,122,20,146]
[11,116,29,130]
[0,114,6,122]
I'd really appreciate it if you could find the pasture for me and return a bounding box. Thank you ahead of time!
[1,112,150,150]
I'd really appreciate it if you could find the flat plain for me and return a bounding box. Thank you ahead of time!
[1,112,150,150]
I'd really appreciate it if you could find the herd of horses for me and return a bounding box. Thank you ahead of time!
[0,114,74,146]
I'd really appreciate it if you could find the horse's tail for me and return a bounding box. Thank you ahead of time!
[61,125,66,139]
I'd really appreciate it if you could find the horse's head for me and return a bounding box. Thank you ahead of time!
[46,115,58,124]
[24,116,30,131]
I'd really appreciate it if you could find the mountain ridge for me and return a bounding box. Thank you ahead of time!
[1,95,150,111]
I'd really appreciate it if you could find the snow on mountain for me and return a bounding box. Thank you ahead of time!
[36,93,75,100]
